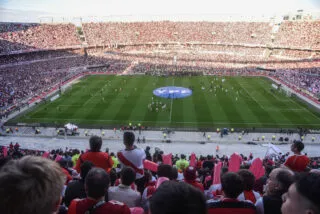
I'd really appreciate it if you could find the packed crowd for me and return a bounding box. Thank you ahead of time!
[83,21,272,46]
[272,68,320,96]
[0,132,319,214]
[82,21,320,50]
[0,23,81,54]
[273,21,320,49]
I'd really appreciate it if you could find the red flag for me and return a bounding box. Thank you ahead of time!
[228,153,242,172]
[213,162,222,185]
[143,160,158,172]
[190,153,196,167]
[249,158,265,180]
[162,153,172,166]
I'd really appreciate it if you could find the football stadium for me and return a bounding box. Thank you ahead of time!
[0,0,320,213]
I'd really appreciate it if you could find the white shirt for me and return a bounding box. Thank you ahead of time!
[118,147,146,179]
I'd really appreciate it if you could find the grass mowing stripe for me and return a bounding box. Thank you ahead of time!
[234,78,274,125]
[251,78,309,124]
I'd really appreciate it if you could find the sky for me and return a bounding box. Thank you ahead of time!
[0,0,319,22]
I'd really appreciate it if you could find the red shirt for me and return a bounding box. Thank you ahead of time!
[284,155,310,172]
[75,151,113,173]
[68,198,130,214]
[207,198,256,214]
[184,180,204,192]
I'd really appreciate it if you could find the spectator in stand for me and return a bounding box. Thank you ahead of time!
[255,168,294,214]
[117,132,146,194]
[183,166,204,192]
[58,159,72,185]
[281,173,320,214]
[110,152,119,168]
[207,172,256,214]
[149,181,206,214]
[237,169,261,203]
[0,156,65,214]
[284,141,310,172]
[64,161,94,207]
[68,167,130,214]
[75,136,113,173]
[176,154,189,171]
[108,167,141,208]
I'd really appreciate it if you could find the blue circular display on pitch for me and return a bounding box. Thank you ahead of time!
[153,86,192,99]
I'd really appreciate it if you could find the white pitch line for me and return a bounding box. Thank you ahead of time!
[169,79,174,122]
[26,117,320,126]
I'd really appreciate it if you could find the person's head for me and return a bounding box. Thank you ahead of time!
[183,166,197,181]
[0,156,65,214]
[221,166,229,177]
[120,167,136,186]
[123,132,135,147]
[291,141,305,154]
[221,172,244,198]
[265,168,294,196]
[89,136,102,152]
[149,181,206,214]
[181,154,186,160]
[238,169,255,191]
[282,173,320,214]
[172,167,178,180]
[85,167,110,200]
[157,164,173,180]
[80,161,94,181]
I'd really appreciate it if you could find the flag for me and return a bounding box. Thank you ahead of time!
[190,153,196,167]
[264,143,282,158]
[143,160,158,172]
[162,153,172,166]
[228,153,242,172]
[249,158,265,180]
[213,162,222,185]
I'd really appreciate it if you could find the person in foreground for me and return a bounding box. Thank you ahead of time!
[281,172,320,214]
[207,172,256,214]
[149,181,206,214]
[255,168,294,214]
[108,166,141,208]
[75,136,113,173]
[117,132,146,194]
[68,167,130,214]
[0,156,65,214]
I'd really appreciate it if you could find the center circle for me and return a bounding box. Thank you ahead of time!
[153,86,192,99]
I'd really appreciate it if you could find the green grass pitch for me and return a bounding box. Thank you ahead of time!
[12,75,320,128]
